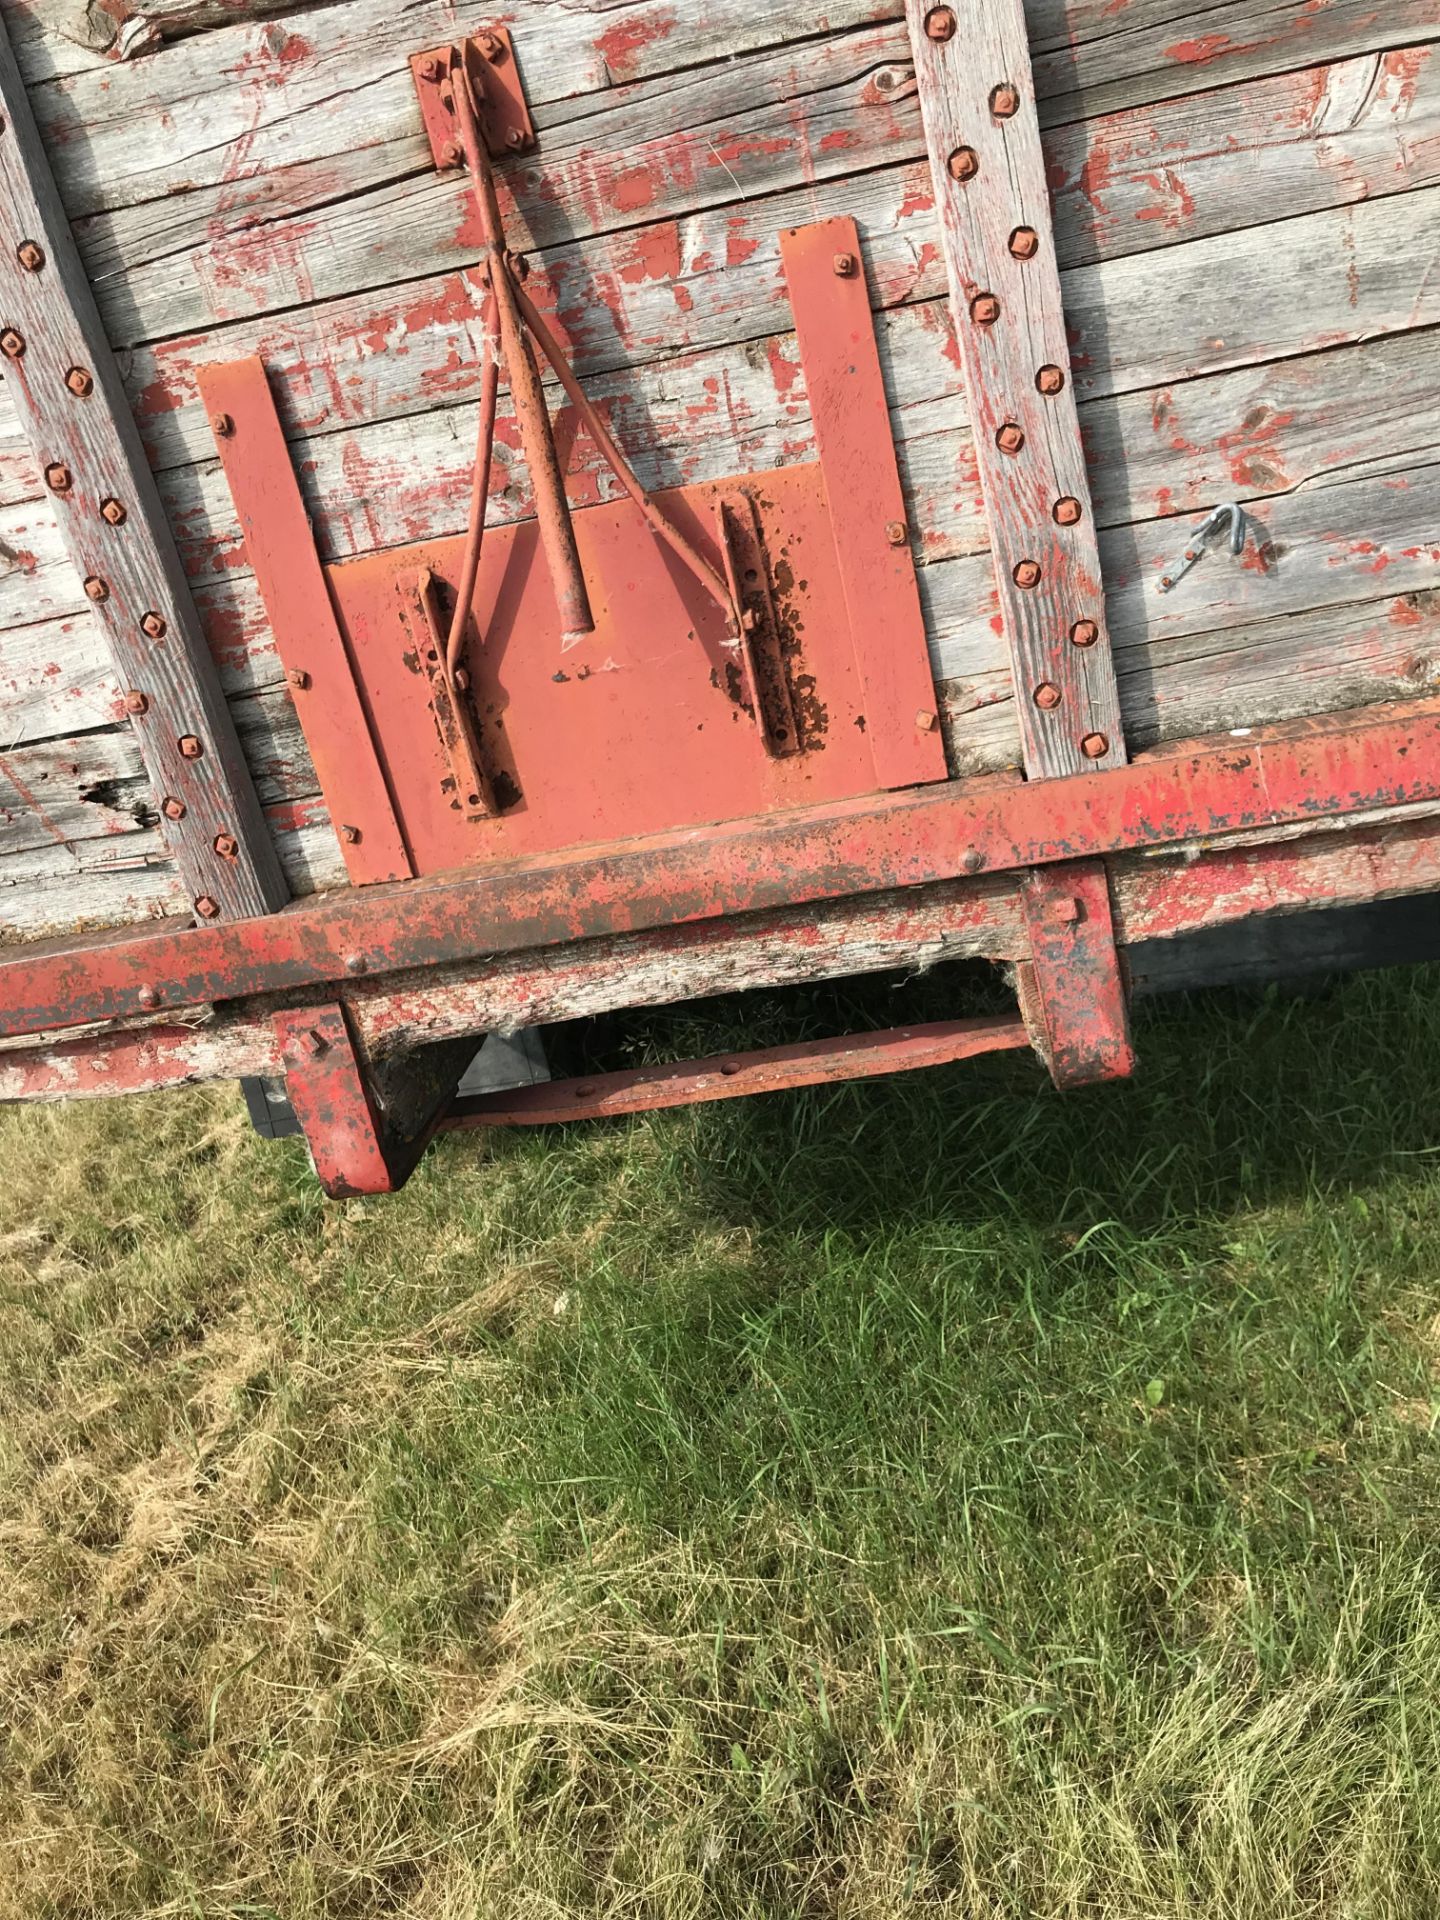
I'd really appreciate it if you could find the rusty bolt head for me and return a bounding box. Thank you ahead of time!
[136,984,160,1011]
[340,824,360,844]
[161,795,186,821]
[1053,496,1083,526]
[476,30,504,60]
[506,128,525,150]
[418,54,442,80]
[991,82,1021,119]
[440,140,463,168]
[210,411,233,438]
[1070,618,1099,648]
[886,520,908,546]
[1036,364,1065,396]
[947,146,979,182]
[962,849,986,874]
[924,6,957,40]
[1051,896,1082,925]
[1033,680,1062,710]
[915,709,937,731]
[344,952,369,975]
[178,734,203,759]
[140,611,167,639]
[123,689,149,715]
[194,895,220,920]
[286,667,311,691]
[45,462,72,493]
[970,292,1000,326]
[213,832,239,860]
[100,497,127,525]
[1008,226,1040,260]
[83,575,109,602]
[16,240,44,272]
[1013,559,1042,589]
[0,328,24,358]
[995,423,1025,456]
[1081,732,1110,760]
[65,366,94,396]
[833,251,858,278]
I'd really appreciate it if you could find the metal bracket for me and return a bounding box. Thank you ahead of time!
[410,27,535,167]
[716,491,801,757]
[1017,861,1134,1087]
[396,568,496,818]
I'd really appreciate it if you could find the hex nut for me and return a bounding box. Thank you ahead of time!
[1008,226,1040,259]
[991,82,1021,119]
[924,6,957,39]
[123,689,149,715]
[287,667,311,691]
[1053,496,1083,526]
[83,576,109,602]
[178,734,204,759]
[1070,618,1100,648]
[886,520,909,546]
[16,240,44,272]
[137,984,160,1010]
[947,146,979,182]
[100,497,127,525]
[1013,559,1042,589]
[915,709,937,731]
[141,611,168,639]
[213,833,239,860]
[0,328,23,358]
[1033,681,1062,709]
[44,462,72,493]
[1081,732,1110,759]
[161,796,186,821]
[65,366,94,396]
[995,423,1025,456]
[1036,365,1066,395]
[970,292,1000,326]
[833,252,858,277]
[210,412,234,438]
[194,895,221,919]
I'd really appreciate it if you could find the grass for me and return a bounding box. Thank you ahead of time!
[2,962,1440,1917]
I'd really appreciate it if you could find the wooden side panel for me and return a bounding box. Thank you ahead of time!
[0,8,286,922]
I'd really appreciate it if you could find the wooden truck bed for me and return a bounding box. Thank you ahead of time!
[0,0,1437,1189]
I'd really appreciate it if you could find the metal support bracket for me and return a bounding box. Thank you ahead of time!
[409,27,535,168]
[1017,861,1134,1087]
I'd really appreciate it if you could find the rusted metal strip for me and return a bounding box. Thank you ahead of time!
[1017,864,1134,1086]
[0,16,287,924]
[779,217,948,790]
[273,1005,396,1197]
[448,1017,1031,1126]
[2,695,1438,1044]
[905,1,1124,779]
[196,356,413,885]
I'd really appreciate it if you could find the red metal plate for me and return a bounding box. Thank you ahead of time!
[326,464,892,873]
[781,217,948,791]
[1018,861,1134,1086]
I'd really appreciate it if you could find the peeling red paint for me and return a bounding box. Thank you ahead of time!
[594,9,676,80]
[1165,33,1232,65]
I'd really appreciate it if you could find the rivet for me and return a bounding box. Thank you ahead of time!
[137,984,160,1010]
[210,411,233,438]
[83,575,109,602]
[1081,732,1110,759]
[505,128,525,149]
[64,366,94,396]
[140,611,167,639]
[344,952,369,975]
[1053,496,1083,526]
[440,140,463,168]
[286,667,311,691]
[16,240,44,272]
[1008,226,1040,259]
[1036,365,1065,395]
[1013,559,1041,589]
[194,895,221,919]
[1033,681,1061,709]
[970,292,1000,326]
[962,849,986,874]
[0,328,24,358]
[100,497,127,525]
[991,82,1021,119]
[213,832,239,859]
[886,520,908,546]
[179,734,203,759]
[1070,618,1099,648]
[995,423,1025,456]
[947,146,979,182]
[915,709,937,731]
[924,5,957,39]
[161,796,186,821]
[418,54,442,79]
[340,823,360,844]
[44,462,72,493]
[833,251,858,277]
[123,689,149,715]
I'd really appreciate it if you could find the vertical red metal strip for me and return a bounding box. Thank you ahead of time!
[780,218,948,791]
[197,357,414,885]
[1018,863,1134,1087]
[272,1004,400,1196]
[904,1,1125,780]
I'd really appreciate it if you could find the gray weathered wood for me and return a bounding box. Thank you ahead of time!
[907,0,1122,775]
[0,8,286,921]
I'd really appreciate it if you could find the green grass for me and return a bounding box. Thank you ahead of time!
[2,964,1440,1917]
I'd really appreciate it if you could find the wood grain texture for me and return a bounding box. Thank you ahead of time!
[906,0,1123,777]
[0,9,285,921]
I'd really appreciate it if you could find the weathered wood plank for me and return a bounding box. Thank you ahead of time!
[0,8,286,921]
[907,0,1122,777]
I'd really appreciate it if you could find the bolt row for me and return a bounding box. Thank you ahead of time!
[925,9,1108,760]
[8,220,230,915]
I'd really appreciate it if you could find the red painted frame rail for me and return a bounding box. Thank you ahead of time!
[2,695,1438,1044]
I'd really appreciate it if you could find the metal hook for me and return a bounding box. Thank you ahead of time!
[1158,501,1247,593]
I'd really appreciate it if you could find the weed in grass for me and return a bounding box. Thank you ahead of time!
[0,967,1437,1915]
